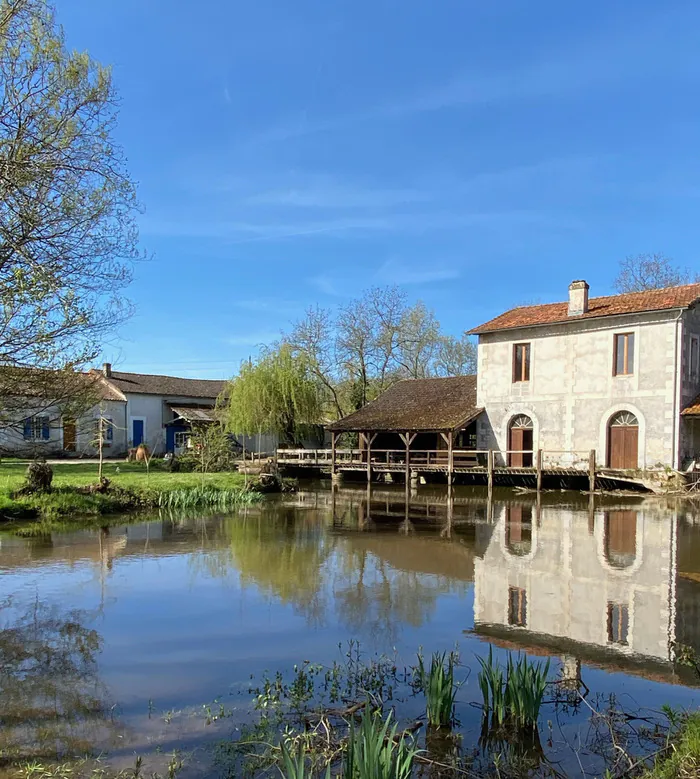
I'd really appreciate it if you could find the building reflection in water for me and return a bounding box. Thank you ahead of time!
[331,483,700,681]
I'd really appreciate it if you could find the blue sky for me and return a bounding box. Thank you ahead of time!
[57,0,700,378]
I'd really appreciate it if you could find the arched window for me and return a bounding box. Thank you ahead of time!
[508,415,534,467]
[607,412,639,469]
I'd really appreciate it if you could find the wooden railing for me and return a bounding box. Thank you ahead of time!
[276,448,597,471]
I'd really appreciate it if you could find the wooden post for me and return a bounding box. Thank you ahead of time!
[589,449,596,493]
[487,449,494,495]
[331,431,338,475]
[536,448,543,493]
[448,430,454,487]
[366,433,377,483]
[401,432,416,485]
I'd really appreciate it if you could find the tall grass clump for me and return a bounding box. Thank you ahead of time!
[279,740,329,779]
[415,651,458,728]
[157,487,260,510]
[478,648,550,728]
[343,705,419,779]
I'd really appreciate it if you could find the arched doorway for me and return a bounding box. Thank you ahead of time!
[607,411,639,470]
[508,414,533,467]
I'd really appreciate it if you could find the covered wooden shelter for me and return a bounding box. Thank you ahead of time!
[326,376,483,483]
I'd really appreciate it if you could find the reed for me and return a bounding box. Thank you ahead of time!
[156,487,260,510]
[477,648,549,728]
[343,705,419,779]
[415,651,458,728]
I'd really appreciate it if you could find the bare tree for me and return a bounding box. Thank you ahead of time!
[434,334,477,377]
[614,253,697,293]
[395,301,440,379]
[0,0,140,398]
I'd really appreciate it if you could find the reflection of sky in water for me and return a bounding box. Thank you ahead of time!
[1,484,700,771]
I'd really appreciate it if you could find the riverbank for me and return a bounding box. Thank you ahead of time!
[643,712,700,778]
[0,461,260,520]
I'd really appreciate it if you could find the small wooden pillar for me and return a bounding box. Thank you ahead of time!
[440,431,455,486]
[363,432,377,483]
[400,432,416,485]
[536,449,543,492]
[588,449,596,493]
[331,431,338,475]
[487,449,494,494]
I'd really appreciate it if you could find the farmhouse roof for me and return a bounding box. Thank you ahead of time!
[469,283,700,335]
[96,370,226,399]
[327,376,481,433]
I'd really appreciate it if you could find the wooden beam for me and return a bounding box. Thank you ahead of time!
[589,449,596,493]
[487,449,494,496]
[536,449,543,493]
[331,431,338,475]
[365,432,372,482]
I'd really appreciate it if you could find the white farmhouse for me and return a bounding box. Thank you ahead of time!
[469,281,700,470]
[0,364,226,458]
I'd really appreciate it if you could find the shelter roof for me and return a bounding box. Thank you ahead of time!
[328,376,481,433]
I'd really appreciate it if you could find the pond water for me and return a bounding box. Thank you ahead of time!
[2,483,700,776]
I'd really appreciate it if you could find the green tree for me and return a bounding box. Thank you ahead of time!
[0,0,140,402]
[223,344,322,446]
[614,253,697,292]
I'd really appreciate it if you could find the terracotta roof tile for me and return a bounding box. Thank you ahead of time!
[328,376,481,433]
[469,283,700,335]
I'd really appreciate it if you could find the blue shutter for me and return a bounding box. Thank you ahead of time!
[23,418,32,440]
[106,419,113,441]
[42,418,50,440]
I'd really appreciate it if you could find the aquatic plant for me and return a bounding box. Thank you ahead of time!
[414,651,458,728]
[477,648,550,728]
[343,706,419,779]
[156,486,260,510]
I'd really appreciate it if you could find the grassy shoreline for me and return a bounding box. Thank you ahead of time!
[0,461,260,521]
[642,712,700,778]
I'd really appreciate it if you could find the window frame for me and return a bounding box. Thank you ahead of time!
[24,415,50,441]
[606,602,629,646]
[613,332,635,377]
[512,342,531,383]
[94,416,114,445]
[690,335,700,383]
[508,586,528,627]
[174,431,191,450]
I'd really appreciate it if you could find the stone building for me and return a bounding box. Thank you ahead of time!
[469,281,700,470]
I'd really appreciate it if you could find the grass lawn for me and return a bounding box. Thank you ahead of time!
[0,460,252,521]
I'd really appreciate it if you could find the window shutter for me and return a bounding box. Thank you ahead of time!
[23,418,32,440]
[42,418,50,440]
[106,419,113,441]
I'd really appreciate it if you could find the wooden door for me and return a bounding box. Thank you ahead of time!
[63,418,76,452]
[609,426,638,469]
[509,428,533,467]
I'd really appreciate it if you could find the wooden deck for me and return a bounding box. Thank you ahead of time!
[276,448,653,492]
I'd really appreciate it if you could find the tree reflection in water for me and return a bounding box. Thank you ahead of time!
[189,498,469,640]
[0,599,118,766]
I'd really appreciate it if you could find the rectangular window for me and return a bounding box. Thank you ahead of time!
[508,586,527,627]
[607,603,629,646]
[513,343,531,383]
[23,416,50,441]
[174,431,191,449]
[613,333,635,376]
[691,336,699,383]
[94,417,114,444]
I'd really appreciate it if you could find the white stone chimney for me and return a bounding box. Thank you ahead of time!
[102,362,112,378]
[568,280,589,316]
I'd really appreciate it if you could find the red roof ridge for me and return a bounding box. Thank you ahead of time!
[469,282,700,335]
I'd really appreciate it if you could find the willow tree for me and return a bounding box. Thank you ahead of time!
[0,0,140,428]
[223,345,322,447]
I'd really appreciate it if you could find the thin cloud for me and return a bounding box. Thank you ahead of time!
[375,259,460,285]
[246,184,431,209]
